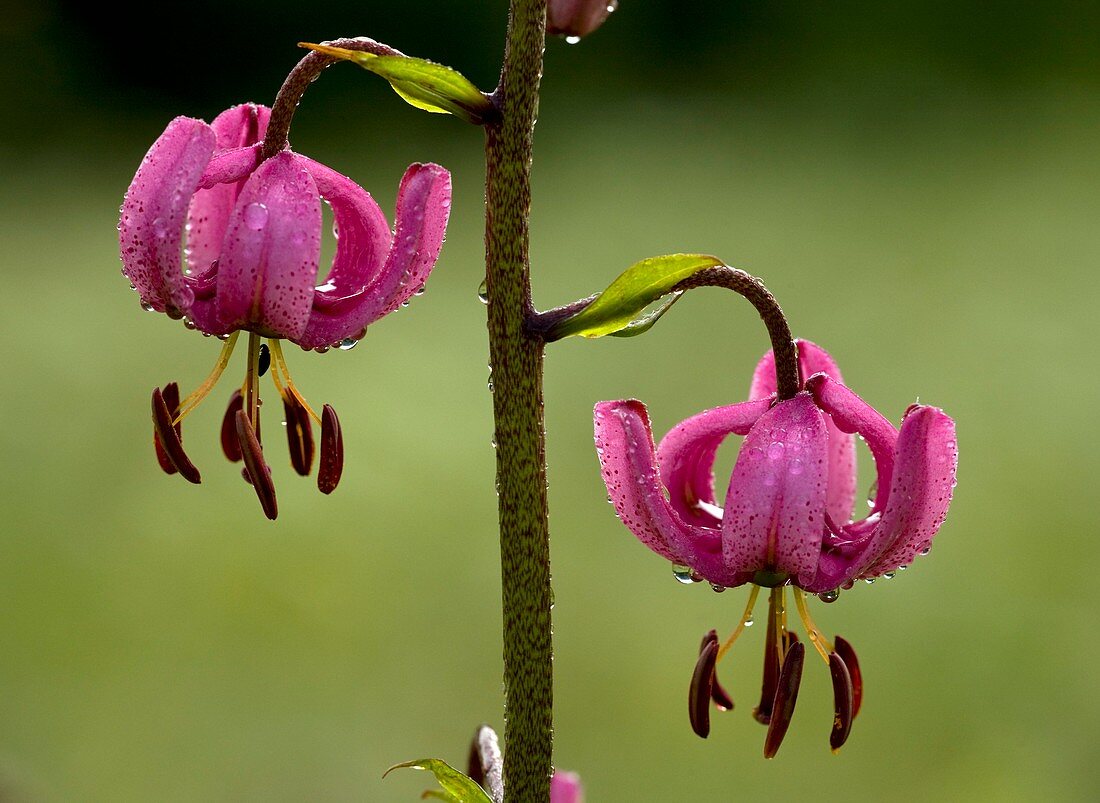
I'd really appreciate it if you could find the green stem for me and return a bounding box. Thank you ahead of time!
[484,0,552,800]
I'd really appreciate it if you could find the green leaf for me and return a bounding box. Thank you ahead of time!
[549,254,724,339]
[300,44,494,125]
[382,758,493,803]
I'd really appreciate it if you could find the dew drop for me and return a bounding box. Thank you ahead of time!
[217,333,231,341]
[866,479,878,508]
[139,298,155,312]
[414,284,427,296]
[477,279,489,303]
[672,564,694,584]
[744,616,755,627]
[565,35,581,44]
[314,345,330,354]
[337,338,358,351]
[243,202,269,231]
[767,441,785,460]
[864,578,876,585]
[818,589,840,603]
[919,547,931,556]
[182,316,197,330]
[883,571,896,580]
[710,583,726,593]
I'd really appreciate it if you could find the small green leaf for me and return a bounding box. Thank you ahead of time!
[549,254,724,339]
[383,758,493,803]
[301,44,494,125]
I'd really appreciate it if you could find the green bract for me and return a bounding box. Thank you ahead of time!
[301,44,494,125]
[548,253,724,339]
[382,758,493,803]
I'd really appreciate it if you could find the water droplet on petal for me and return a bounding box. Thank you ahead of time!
[672,564,694,584]
[710,583,726,593]
[140,298,155,312]
[565,35,581,44]
[244,202,269,231]
[337,338,358,351]
[414,284,427,296]
[818,589,840,603]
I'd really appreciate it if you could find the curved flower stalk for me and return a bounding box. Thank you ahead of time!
[120,103,451,518]
[594,339,957,755]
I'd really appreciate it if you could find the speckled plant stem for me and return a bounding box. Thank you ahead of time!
[484,0,553,800]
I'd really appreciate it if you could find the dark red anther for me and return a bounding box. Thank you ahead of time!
[828,651,854,752]
[153,382,181,475]
[283,394,315,476]
[763,641,805,759]
[689,633,720,738]
[318,404,344,494]
[696,629,735,712]
[834,635,863,718]
[235,410,278,520]
[220,390,244,462]
[151,386,201,484]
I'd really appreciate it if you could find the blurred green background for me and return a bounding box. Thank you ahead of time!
[2,1,1098,800]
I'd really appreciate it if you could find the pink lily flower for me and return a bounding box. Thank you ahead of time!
[120,103,451,518]
[594,340,957,756]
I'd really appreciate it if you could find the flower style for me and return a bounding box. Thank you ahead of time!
[594,340,957,756]
[120,103,451,519]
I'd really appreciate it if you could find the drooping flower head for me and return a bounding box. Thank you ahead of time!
[594,340,957,755]
[120,104,451,518]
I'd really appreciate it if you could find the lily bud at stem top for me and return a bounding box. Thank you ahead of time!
[547,0,617,40]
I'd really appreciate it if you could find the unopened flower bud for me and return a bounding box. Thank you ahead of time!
[547,0,617,40]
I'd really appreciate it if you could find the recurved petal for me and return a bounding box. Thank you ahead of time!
[806,372,897,514]
[594,400,730,583]
[376,162,451,314]
[751,340,857,524]
[655,398,771,527]
[721,393,829,586]
[120,116,216,313]
[215,152,321,341]
[209,102,270,150]
[296,162,449,350]
[858,405,957,577]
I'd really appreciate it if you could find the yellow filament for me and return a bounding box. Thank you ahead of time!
[174,332,240,424]
[269,339,322,425]
[793,588,834,665]
[717,585,760,662]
